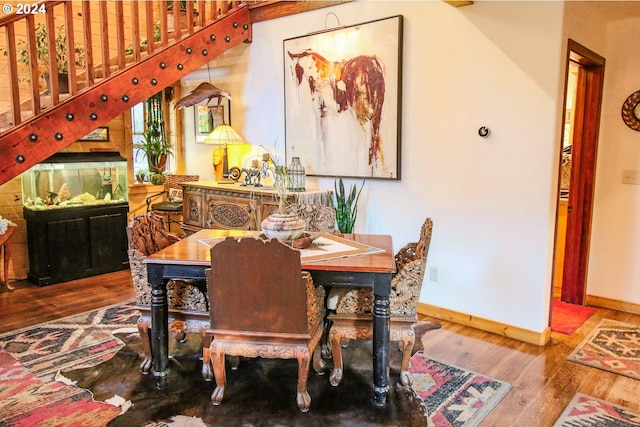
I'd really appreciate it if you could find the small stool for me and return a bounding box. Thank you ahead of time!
[0,226,16,291]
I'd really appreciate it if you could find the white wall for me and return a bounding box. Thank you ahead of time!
[586,15,640,304]
[183,1,566,333]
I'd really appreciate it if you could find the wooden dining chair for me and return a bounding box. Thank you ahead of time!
[202,236,326,412]
[326,217,433,387]
[127,212,209,374]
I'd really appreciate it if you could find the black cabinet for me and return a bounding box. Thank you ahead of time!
[24,203,129,286]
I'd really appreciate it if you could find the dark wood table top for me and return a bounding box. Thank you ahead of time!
[145,229,396,274]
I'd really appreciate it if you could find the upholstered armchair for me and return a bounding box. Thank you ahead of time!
[202,236,326,412]
[127,212,209,374]
[326,217,433,387]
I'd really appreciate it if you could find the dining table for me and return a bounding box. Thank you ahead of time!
[144,229,396,406]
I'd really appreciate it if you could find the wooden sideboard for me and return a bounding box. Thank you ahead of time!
[181,181,330,234]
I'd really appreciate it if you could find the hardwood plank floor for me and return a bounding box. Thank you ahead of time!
[417,306,640,426]
[0,270,134,333]
[1,271,639,426]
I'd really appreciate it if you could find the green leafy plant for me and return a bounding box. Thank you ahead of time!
[135,168,149,183]
[166,1,199,14]
[124,23,161,55]
[149,172,167,185]
[137,123,174,172]
[166,1,188,11]
[330,178,365,233]
[4,23,86,74]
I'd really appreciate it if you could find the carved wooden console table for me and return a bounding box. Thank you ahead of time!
[180,181,330,234]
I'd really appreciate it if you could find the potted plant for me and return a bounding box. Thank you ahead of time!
[138,123,173,173]
[2,23,86,93]
[166,1,199,32]
[135,168,149,184]
[330,178,365,233]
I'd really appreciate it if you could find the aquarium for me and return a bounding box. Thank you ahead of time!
[21,152,128,210]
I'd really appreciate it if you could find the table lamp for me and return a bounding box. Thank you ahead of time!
[204,124,244,184]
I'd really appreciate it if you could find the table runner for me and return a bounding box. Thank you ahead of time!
[198,232,385,263]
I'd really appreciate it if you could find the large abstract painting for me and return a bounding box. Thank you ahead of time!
[284,15,403,180]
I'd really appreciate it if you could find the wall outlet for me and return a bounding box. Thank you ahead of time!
[429,266,438,282]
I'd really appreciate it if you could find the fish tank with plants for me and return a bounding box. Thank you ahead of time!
[21,152,128,210]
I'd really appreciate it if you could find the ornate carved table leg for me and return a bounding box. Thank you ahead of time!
[147,263,169,384]
[373,272,392,407]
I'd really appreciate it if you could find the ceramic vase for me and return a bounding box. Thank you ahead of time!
[261,213,306,241]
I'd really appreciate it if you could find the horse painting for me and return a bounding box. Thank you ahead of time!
[288,49,386,169]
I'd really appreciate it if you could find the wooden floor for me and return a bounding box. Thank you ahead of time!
[0,270,135,333]
[1,271,639,426]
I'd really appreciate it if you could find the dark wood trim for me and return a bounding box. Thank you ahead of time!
[560,39,605,305]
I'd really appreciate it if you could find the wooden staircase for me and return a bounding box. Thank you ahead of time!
[0,1,252,186]
[0,0,349,186]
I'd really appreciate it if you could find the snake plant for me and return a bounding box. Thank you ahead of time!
[330,178,365,233]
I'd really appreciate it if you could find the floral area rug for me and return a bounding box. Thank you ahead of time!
[567,319,640,380]
[0,302,139,426]
[408,352,512,427]
[553,393,640,426]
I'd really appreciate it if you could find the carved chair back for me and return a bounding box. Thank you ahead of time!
[208,236,322,336]
[296,204,336,233]
[327,217,434,387]
[333,217,433,316]
[127,212,179,256]
[126,212,209,373]
[204,236,326,411]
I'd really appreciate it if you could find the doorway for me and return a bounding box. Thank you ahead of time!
[553,40,605,305]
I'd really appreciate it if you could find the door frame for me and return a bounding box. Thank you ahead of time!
[557,39,605,305]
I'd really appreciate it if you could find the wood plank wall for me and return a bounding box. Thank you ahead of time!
[0,177,27,281]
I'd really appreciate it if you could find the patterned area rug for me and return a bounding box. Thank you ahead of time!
[0,303,139,426]
[408,352,512,427]
[0,302,510,426]
[0,350,121,426]
[553,393,640,426]
[0,302,139,381]
[567,319,640,380]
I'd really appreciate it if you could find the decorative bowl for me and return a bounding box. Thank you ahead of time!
[260,213,306,241]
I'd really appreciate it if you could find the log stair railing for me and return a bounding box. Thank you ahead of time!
[0,1,252,186]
